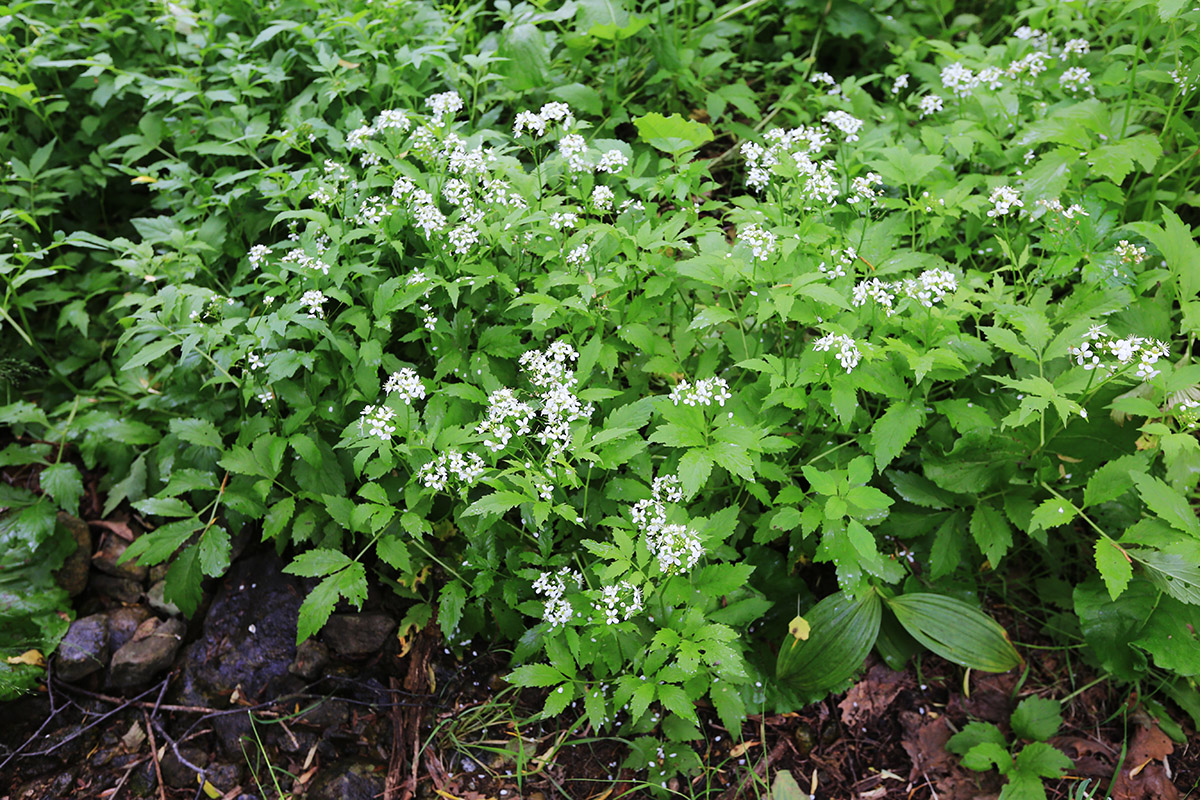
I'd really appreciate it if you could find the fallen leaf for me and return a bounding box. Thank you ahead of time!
[729,740,760,758]
[839,664,911,728]
[89,519,135,541]
[131,618,159,642]
[900,712,955,781]
[5,649,45,667]
[788,615,810,643]
[337,58,360,68]
[1111,723,1179,800]
[120,720,146,753]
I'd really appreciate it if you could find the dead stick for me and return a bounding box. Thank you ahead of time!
[143,711,168,800]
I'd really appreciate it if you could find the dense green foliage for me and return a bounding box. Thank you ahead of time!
[2,0,1199,787]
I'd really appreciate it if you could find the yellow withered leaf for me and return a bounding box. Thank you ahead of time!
[788,615,811,646]
[130,175,158,184]
[6,649,45,667]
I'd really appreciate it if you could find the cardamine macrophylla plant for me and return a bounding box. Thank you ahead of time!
[92,8,1200,783]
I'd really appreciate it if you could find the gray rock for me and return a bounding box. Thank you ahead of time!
[108,618,185,688]
[173,552,303,715]
[321,612,396,659]
[146,580,180,616]
[303,760,383,800]
[289,639,330,681]
[90,572,143,604]
[107,605,153,652]
[92,535,148,581]
[204,762,243,795]
[52,513,92,597]
[56,613,110,682]
[160,746,208,788]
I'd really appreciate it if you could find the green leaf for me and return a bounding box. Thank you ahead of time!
[710,682,746,741]
[1083,455,1140,507]
[132,497,195,518]
[39,463,83,514]
[947,721,1008,755]
[284,548,354,578]
[1010,697,1063,742]
[262,497,294,542]
[630,680,656,720]
[295,562,367,644]
[961,742,1013,773]
[869,404,924,470]
[583,683,607,730]
[170,418,223,449]
[508,663,568,688]
[122,337,178,370]
[777,590,881,697]
[1013,741,1073,779]
[439,581,467,638]
[463,491,527,518]
[1073,579,1155,682]
[1094,539,1133,600]
[1131,472,1200,538]
[192,525,227,578]
[767,769,811,800]
[1028,498,1075,533]
[1132,597,1200,676]
[678,449,714,497]
[971,504,1013,567]
[657,683,697,725]
[633,112,714,155]
[376,535,411,572]
[885,593,1022,672]
[119,518,201,567]
[164,543,203,617]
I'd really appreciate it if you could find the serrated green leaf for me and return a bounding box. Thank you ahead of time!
[948,720,1009,755]
[1094,539,1133,600]
[961,741,1013,773]
[439,581,466,638]
[1028,498,1075,532]
[377,535,410,572]
[262,497,294,542]
[198,526,230,577]
[584,684,607,730]
[710,682,746,741]
[39,463,82,514]
[1131,472,1200,538]
[657,683,697,724]
[971,504,1014,567]
[164,543,203,618]
[464,490,527,518]
[1011,697,1063,742]
[869,404,924,470]
[284,548,354,578]
[1014,741,1072,779]
[170,418,222,449]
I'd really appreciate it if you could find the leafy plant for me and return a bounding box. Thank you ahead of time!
[947,696,1074,800]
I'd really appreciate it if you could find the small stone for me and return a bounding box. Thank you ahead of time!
[92,535,148,581]
[321,612,396,659]
[89,573,143,604]
[106,606,153,652]
[56,614,110,682]
[52,513,92,597]
[160,746,208,788]
[289,639,330,681]
[108,618,185,688]
[146,580,180,616]
[305,760,384,800]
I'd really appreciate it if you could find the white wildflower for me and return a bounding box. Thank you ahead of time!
[669,377,733,408]
[986,185,1023,218]
[300,290,327,319]
[384,368,425,404]
[359,405,398,441]
[248,244,270,269]
[739,223,777,261]
[918,94,943,118]
[812,333,861,373]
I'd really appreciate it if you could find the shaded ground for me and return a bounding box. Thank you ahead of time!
[1,521,1197,799]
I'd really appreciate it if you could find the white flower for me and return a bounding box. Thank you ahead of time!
[1060,66,1094,95]
[1061,38,1090,59]
[591,185,614,212]
[558,134,591,173]
[300,290,327,318]
[595,581,643,625]
[374,108,411,132]
[247,351,266,371]
[891,74,909,94]
[419,450,486,492]
[918,94,943,118]
[533,567,582,628]
[425,91,463,126]
[669,377,733,408]
[823,110,864,142]
[1116,240,1147,265]
[566,242,589,267]
[384,368,425,404]
[941,62,977,98]
[513,110,546,137]
[848,172,884,206]
[986,185,1023,218]
[739,223,776,261]
[346,125,375,150]
[595,149,628,174]
[550,211,578,230]
[812,333,861,373]
[852,278,896,313]
[359,405,398,441]
[248,244,270,269]
[538,102,574,129]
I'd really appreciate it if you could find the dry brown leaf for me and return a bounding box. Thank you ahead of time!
[4,649,45,666]
[89,518,135,541]
[839,664,911,728]
[900,712,955,781]
[131,618,159,642]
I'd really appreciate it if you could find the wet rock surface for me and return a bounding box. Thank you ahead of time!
[54,613,109,682]
[173,551,304,708]
[51,513,92,597]
[321,611,396,659]
[108,617,185,688]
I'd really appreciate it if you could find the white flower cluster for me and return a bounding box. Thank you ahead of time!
[591,185,614,212]
[300,290,327,318]
[1059,66,1094,95]
[819,247,856,279]
[426,91,463,126]
[941,62,976,98]
[822,110,864,142]
[513,101,575,137]
[282,247,331,276]
[918,95,944,118]
[1116,240,1147,265]
[1036,197,1089,219]
[519,341,595,458]
[791,152,841,208]
[1061,38,1090,59]
[476,387,534,453]
[987,185,1023,218]
[630,474,703,575]
[741,125,829,192]
[739,223,777,261]
[594,580,644,626]
[246,351,266,371]
[1067,325,1171,380]
[359,405,398,441]
[1007,51,1051,80]
[384,368,425,404]
[418,450,486,493]
[812,333,861,373]
[533,567,582,628]
[892,73,909,94]
[849,172,884,206]
[851,268,958,313]
[248,244,270,269]
[668,377,732,408]
[1013,26,1051,48]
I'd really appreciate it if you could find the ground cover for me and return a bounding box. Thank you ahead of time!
[2,0,1199,796]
